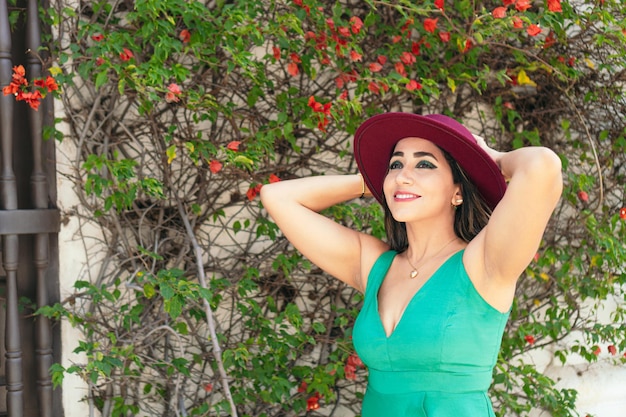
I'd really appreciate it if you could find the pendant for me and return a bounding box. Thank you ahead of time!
[409,270,418,279]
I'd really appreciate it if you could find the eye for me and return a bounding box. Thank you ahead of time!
[416,160,436,169]
[389,160,402,170]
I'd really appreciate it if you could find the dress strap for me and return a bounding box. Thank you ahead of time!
[364,250,397,297]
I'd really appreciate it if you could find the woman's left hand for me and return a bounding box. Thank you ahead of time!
[473,134,508,180]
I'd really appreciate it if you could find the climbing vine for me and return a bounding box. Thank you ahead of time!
[12,0,625,416]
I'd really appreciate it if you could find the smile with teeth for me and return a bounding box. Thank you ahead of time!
[394,192,420,200]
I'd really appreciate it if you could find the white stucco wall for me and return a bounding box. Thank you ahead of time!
[55,119,97,417]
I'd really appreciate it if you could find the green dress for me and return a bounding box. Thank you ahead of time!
[352,250,509,417]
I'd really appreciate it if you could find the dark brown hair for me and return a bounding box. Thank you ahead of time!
[383,147,493,252]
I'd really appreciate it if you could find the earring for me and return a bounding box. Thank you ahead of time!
[455,199,463,204]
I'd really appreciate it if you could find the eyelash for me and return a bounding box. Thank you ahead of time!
[389,160,436,170]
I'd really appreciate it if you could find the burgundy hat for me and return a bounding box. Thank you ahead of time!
[353,112,506,210]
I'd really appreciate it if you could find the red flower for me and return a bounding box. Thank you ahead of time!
[349,50,362,62]
[526,24,542,37]
[434,0,444,11]
[512,16,523,29]
[268,174,281,183]
[547,0,562,12]
[165,83,182,103]
[515,0,532,11]
[91,33,104,42]
[369,62,383,72]
[350,16,363,34]
[18,90,43,110]
[524,335,536,345]
[424,18,438,34]
[461,39,473,53]
[203,383,213,392]
[593,346,601,356]
[368,81,380,94]
[246,184,262,201]
[492,7,507,18]
[608,345,617,356]
[503,0,515,4]
[272,46,281,60]
[209,160,222,174]
[290,53,301,63]
[344,363,357,380]
[95,57,105,66]
[347,352,364,368]
[619,207,626,220]
[227,141,241,151]
[306,393,321,411]
[406,80,422,91]
[577,190,589,202]
[438,31,450,43]
[400,51,416,65]
[411,41,421,55]
[377,55,387,65]
[543,31,556,48]
[119,48,134,62]
[335,26,349,38]
[297,381,307,393]
[179,29,191,43]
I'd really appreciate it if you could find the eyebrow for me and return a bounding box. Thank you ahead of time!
[391,151,439,161]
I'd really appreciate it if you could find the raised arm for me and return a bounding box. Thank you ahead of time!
[260,174,388,292]
[467,140,563,295]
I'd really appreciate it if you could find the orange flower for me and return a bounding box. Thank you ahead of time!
[287,62,299,76]
[515,0,531,11]
[179,29,191,43]
[349,50,362,62]
[394,62,407,77]
[547,0,562,12]
[526,24,542,37]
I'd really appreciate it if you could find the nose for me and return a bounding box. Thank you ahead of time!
[395,166,413,185]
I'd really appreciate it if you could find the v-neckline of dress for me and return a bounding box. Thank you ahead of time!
[376,249,463,339]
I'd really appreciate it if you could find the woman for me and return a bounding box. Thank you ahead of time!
[260,113,562,416]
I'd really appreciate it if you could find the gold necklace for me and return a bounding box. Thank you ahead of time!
[406,237,458,279]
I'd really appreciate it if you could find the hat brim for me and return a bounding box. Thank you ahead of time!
[354,113,506,210]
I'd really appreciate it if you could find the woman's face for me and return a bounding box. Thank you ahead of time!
[383,137,460,223]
